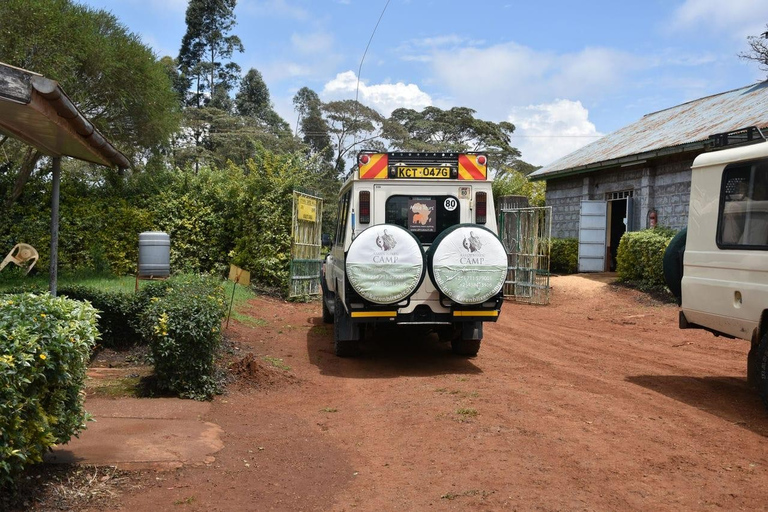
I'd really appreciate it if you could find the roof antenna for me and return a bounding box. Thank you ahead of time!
[355,0,391,106]
[342,0,390,171]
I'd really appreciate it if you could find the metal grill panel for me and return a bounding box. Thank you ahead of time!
[499,206,552,305]
[289,191,323,297]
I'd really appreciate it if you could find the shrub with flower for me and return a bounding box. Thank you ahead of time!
[0,293,98,487]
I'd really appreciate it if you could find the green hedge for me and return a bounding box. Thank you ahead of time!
[616,228,676,288]
[138,275,226,400]
[58,285,141,349]
[0,293,98,486]
[550,238,578,274]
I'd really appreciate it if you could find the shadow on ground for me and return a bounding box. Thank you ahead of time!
[627,374,768,437]
[306,317,482,378]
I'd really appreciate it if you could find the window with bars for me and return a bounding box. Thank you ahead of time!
[605,190,634,200]
[717,158,768,248]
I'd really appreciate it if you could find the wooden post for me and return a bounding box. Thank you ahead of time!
[49,156,61,296]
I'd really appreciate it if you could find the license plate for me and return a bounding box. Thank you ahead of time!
[394,167,452,179]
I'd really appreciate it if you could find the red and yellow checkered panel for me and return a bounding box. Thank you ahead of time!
[359,154,388,179]
[458,154,487,180]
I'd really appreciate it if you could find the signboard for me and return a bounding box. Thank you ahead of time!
[297,196,317,222]
[408,199,436,232]
[228,264,251,286]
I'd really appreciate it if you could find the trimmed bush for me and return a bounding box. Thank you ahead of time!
[0,293,98,486]
[58,285,141,349]
[550,238,578,274]
[616,228,676,288]
[138,275,226,400]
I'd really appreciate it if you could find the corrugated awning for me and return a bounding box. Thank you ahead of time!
[0,61,129,169]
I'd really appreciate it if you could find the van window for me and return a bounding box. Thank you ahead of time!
[336,190,351,245]
[717,158,768,248]
[385,195,460,244]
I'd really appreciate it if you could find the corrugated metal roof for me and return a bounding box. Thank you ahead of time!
[529,81,768,180]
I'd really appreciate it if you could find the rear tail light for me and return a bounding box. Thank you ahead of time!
[475,191,487,224]
[359,191,370,224]
[476,154,487,166]
[359,154,370,166]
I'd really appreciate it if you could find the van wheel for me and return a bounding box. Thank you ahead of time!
[322,290,334,324]
[451,339,481,357]
[334,295,359,357]
[758,332,768,410]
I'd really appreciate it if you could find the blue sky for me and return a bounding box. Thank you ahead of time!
[79,0,768,166]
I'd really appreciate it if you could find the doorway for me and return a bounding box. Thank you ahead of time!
[607,199,627,271]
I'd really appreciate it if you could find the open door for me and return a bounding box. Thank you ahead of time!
[578,200,607,272]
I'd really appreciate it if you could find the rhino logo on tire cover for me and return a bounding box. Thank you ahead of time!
[462,231,483,253]
[376,229,397,251]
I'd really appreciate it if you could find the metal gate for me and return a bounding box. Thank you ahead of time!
[289,191,323,297]
[498,206,552,305]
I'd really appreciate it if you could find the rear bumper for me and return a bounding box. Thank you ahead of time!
[347,296,503,325]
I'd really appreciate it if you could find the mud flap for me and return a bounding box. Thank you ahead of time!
[462,321,483,341]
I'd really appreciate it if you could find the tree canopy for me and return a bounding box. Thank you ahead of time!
[741,24,768,75]
[0,0,180,158]
[0,0,181,205]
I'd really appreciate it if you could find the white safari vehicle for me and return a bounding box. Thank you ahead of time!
[321,151,507,357]
[664,132,768,408]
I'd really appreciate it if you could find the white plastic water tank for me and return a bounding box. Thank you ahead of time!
[138,231,170,278]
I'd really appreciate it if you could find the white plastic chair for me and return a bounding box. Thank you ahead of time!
[0,243,39,275]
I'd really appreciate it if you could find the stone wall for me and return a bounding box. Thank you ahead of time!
[544,152,701,238]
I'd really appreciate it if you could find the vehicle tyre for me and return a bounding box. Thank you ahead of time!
[334,294,359,357]
[451,338,481,357]
[322,290,334,324]
[428,224,507,305]
[758,331,768,411]
[663,227,687,306]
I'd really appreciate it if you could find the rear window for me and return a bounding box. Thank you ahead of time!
[385,195,460,244]
[717,158,768,249]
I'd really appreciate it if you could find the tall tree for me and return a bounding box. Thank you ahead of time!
[322,100,385,175]
[177,0,244,107]
[235,68,291,135]
[293,87,332,163]
[384,106,520,173]
[0,0,180,204]
[236,68,271,118]
[740,24,768,75]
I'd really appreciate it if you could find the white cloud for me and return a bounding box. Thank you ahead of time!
[118,0,187,12]
[321,71,432,116]
[508,100,603,166]
[669,0,768,39]
[240,0,308,21]
[291,32,334,55]
[430,42,634,118]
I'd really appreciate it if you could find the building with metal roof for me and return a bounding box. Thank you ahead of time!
[528,81,768,272]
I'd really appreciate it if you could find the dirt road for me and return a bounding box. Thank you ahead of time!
[116,275,768,511]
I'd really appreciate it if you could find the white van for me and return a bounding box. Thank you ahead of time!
[665,135,768,408]
[321,151,507,357]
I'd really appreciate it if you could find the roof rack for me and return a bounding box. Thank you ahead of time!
[708,126,767,149]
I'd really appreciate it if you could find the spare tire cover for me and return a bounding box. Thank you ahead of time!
[428,224,507,304]
[345,224,425,304]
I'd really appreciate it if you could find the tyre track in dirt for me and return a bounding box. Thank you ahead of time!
[116,276,768,511]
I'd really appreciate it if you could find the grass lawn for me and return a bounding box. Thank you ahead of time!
[0,271,257,316]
